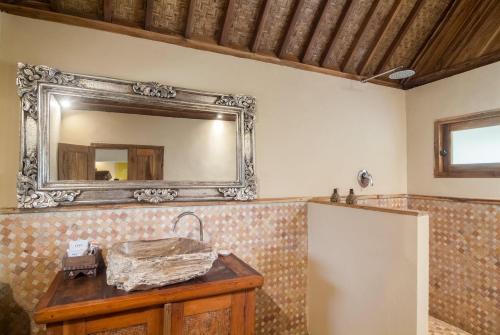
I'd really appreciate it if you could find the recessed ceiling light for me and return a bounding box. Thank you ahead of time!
[217,114,223,119]
[60,99,72,108]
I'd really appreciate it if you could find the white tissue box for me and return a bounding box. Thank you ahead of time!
[67,239,89,257]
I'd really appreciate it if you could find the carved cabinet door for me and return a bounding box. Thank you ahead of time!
[165,292,255,335]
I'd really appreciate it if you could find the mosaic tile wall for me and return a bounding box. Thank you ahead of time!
[0,202,308,335]
[1,195,498,335]
[407,197,499,335]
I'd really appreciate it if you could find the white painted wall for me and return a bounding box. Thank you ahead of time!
[406,62,500,200]
[307,203,429,335]
[0,13,407,208]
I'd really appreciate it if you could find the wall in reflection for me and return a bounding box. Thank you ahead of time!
[49,108,237,182]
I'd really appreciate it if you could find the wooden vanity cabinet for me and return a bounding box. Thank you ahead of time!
[34,255,263,335]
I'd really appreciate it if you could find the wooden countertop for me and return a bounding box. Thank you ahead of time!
[34,254,263,324]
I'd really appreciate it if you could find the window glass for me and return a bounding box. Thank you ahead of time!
[451,125,500,164]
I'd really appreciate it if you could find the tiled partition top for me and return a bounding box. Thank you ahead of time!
[0,202,308,335]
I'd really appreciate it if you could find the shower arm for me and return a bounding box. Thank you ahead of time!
[361,66,404,83]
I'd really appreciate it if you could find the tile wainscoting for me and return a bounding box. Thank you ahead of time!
[0,194,498,335]
[0,201,308,335]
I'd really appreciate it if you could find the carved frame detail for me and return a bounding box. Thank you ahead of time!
[16,63,257,208]
[133,189,178,203]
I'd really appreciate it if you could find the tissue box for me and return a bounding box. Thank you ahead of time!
[62,249,101,279]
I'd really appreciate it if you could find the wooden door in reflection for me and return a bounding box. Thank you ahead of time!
[57,143,95,180]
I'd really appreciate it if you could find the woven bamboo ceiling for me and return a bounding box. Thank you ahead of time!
[1,0,500,89]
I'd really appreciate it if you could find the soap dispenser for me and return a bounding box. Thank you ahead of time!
[330,188,341,203]
[346,188,357,205]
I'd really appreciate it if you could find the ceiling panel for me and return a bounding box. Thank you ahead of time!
[188,0,229,42]
[323,0,374,69]
[151,0,190,35]
[342,0,396,74]
[280,0,325,60]
[383,0,452,72]
[253,0,296,55]
[220,0,264,48]
[302,0,348,66]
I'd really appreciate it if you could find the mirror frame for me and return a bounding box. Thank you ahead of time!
[16,63,256,208]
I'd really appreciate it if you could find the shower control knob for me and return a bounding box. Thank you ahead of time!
[357,170,374,188]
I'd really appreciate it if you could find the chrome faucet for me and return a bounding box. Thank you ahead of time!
[172,211,204,242]
[357,170,374,188]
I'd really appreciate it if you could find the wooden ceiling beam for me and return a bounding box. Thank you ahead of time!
[340,0,379,72]
[219,0,237,46]
[185,0,195,38]
[0,2,401,88]
[103,0,113,22]
[279,0,306,59]
[403,50,500,89]
[321,0,352,68]
[374,0,425,74]
[357,0,402,75]
[251,0,272,53]
[401,0,459,86]
[144,0,154,30]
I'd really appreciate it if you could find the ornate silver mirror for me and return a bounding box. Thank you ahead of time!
[16,63,256,208]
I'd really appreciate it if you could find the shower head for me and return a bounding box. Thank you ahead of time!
[388,69,415,80]
[361,66,416,83]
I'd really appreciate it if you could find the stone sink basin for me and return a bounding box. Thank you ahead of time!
[106,237,218,292]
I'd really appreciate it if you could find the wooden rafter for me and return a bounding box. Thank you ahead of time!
[340,0,379,72]
[48,0,58,11]
[403,50,500,89]
[321,0,352,68]
[279,0,306,59]
[302,0,330,64]
[375,0,425,74]
[219,0,237,46]
[251,0,272,53]
[144,0,154,30]
[185,0,196,38]
[356,0,402,75]
[103,0,112,22]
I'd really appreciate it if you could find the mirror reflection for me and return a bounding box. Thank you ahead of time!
[49,94,238,183]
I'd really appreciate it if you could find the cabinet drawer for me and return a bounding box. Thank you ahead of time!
[47,308,163,335]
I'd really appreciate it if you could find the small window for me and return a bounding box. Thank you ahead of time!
[435,110,500,178]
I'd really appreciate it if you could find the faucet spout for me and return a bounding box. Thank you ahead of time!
[172,211,204,242]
